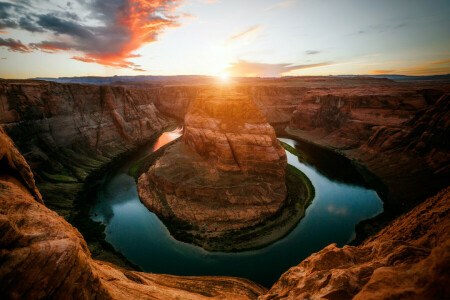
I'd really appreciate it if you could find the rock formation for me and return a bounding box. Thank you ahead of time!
[260,186,450,300]
[0,126,267,299]
[288,81,450,206]
[138,87,288,250]
[0,80,170,220]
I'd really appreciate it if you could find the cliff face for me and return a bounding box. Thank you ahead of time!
[183,88,287,176]
[0,80,175,269]
[288,84,450,209]
[0,127,267,299]
[138,87,289,250]
[260,186,450,300]
[0,80,170,221]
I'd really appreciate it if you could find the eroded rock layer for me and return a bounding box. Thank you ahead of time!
[138,88,288,249]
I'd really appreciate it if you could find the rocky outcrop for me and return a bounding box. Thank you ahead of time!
[288,82,450,208]
[260,186,450,300]
[0,127,267,299]
[138,87,290,250]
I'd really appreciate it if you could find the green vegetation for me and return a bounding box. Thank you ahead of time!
[280,140,303,159]
[128,155,151,178]
[40,171,78,183]
[286,164,315,202]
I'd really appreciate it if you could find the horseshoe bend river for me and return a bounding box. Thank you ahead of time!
[90,128,383,287]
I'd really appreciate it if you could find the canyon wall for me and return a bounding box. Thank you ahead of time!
[0,80,174,268]
[287,82,450,210]
[0,80,170,220]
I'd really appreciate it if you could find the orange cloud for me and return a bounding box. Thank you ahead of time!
[225,59,333,77]
[226,26,261,43]
[370,58,450,76]
[72,0,183,70]
[0,0,185,71]
[0,38,31,53]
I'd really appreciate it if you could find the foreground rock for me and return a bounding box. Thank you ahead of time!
[260,186,450,299]
[0,127,266,299]
[138,87,294,251]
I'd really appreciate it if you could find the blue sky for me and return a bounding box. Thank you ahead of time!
[0,0,449,78]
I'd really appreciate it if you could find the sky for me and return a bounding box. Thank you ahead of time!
[0,0,449,78]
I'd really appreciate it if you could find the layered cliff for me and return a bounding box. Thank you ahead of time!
[288,82,449,205]
[0,127,267,299]
[0,80,170,220]
[137,87,296,251]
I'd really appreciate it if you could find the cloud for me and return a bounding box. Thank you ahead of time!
[0,37,30,53]
[29,41,72,53]
[369,58,450,76]
[0,0,186,70]
[305,50,320,55]
[262,0,296,12]
[327,205,348,216]
[353,23,407,35]
[226,25,261,43]
[224,59,333,77]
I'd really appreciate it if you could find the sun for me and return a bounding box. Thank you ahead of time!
[219,73,229,81]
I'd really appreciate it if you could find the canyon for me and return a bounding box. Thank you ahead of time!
[0,76,449,298]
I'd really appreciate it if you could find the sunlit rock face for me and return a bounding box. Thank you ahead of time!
[183,88,287,176]
[138,87,287,250]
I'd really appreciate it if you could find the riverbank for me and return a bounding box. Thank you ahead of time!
[280,125,403,245]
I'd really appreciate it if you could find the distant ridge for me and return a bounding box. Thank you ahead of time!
[30,74,450,85]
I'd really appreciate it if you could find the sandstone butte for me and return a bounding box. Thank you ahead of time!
[137,87,289,250]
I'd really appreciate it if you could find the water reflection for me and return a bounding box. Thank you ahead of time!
[152,126,183,151]
[291,139,368,187]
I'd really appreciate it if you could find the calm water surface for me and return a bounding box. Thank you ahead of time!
[91,129,383,287]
